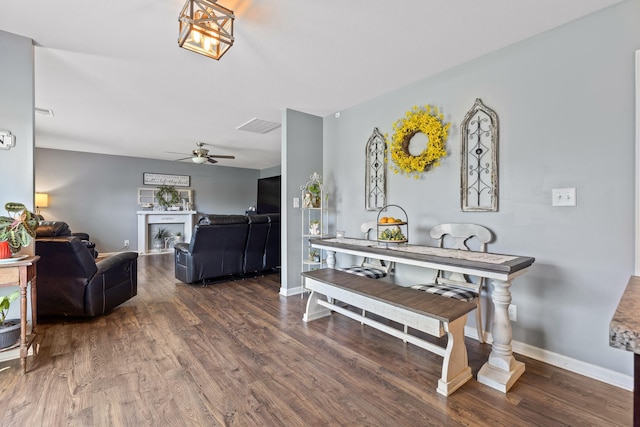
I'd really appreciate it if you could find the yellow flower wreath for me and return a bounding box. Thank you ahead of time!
[388,105,450,178]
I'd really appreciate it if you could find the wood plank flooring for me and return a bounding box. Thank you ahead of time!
[0,254,632,426]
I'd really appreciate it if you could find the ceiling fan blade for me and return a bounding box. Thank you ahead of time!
[207,158,219,164]
[207,155,236,159]
[165,151,191,156]
[174,157,192,161]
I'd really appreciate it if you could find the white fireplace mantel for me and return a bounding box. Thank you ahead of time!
[137,210,196,254]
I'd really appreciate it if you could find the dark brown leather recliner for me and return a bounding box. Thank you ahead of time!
[244,214,270,274]
[174,213,281,285]
[36,220,98,258]
[263,213,280,271]
[174,215,250,284]
[35,237,138,317]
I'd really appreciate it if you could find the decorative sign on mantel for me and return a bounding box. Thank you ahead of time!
[143,173,190,187]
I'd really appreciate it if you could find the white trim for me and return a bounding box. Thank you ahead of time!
[636,49,640,274]
[466,327,633,391]
[280,284,304,297]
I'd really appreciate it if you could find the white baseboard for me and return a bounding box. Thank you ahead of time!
[280,285,304,297]
[464,326,633,391]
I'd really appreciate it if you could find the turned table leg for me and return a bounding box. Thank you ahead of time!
[477,278,525,392]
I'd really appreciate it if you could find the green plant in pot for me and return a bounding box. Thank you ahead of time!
[152,227,171,250]
[306,183,322,208]
[0,202,39,258]
[0,290,21,349]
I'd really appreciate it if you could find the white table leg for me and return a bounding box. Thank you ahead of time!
[477,278,525,392]
[437,315,472,396]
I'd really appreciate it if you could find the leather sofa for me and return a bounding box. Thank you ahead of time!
[36,220,98,258]
[174,213,280,284]
[35,236,138,317]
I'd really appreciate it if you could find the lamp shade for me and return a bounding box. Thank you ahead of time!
[192,156,208,164]
[35,193,49,208]
[178,0,235,60]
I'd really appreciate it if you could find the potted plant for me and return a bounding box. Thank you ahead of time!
[0,290,21,349]
[309,250,320,263]
[0,202,39,258]
[152,227,171,250]
[306,182,321,208]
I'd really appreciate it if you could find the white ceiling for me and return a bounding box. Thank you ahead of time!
[0,0,623,170]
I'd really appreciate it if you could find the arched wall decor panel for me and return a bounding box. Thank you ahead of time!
[461,98,499,212]
[365,127,387,211]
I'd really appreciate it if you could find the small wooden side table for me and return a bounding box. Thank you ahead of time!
[0,256,39,373]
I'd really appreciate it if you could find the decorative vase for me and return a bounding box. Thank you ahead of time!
[0,241,11,259]
[0,320,20,349]
[153,239,164,251]
[310,223,320,235]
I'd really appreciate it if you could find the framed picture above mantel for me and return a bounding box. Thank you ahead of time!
[143,173,190,187]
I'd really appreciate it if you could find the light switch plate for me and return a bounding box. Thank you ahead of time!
[552,188,576,207]
[293,197,300,208]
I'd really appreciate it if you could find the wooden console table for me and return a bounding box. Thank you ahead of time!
[310,237,535,393]
[0,256,39,373]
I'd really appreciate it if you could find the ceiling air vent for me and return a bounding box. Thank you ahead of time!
[236,118,281,134]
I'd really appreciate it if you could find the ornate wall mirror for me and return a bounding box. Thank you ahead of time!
[461,98,499,212]
[365,127,387,211]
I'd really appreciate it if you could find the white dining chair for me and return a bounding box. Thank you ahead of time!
[411,223,492,343]
[337,220,394,279]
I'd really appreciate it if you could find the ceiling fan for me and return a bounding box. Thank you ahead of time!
[172,142,235,164]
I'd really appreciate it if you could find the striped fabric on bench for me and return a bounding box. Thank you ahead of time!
[337,265,387,279]
[411,284,477,302]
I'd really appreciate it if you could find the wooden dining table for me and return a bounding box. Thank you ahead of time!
[310,237,535,393]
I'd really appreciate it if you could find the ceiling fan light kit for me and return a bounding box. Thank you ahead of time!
[178,0,234,60]
[173,142,236,164]
[192,156,208,164]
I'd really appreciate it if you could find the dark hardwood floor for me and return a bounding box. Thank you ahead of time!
[0,254,632,426]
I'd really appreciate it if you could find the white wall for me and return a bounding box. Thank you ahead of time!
[323,0,640,378]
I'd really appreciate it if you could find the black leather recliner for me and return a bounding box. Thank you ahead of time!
[36,220,98,258]
[174,213,281,284]
[174,215,250,284]
[263,213,280,271]
[244,214,270,274]
[35,237,138,317]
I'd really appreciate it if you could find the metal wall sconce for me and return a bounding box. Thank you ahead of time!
[178,0,235,60]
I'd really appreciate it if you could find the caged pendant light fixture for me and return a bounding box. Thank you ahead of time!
[178,0,235,60]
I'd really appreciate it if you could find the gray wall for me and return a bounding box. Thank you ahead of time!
[0,30,34,210]
[36,148,260,252]
[281,109,323,294]
[0,30,34,321]
[323,1,639,378]
[260,165,281,179]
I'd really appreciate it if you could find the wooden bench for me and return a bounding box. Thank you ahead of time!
[302,268,477,396]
